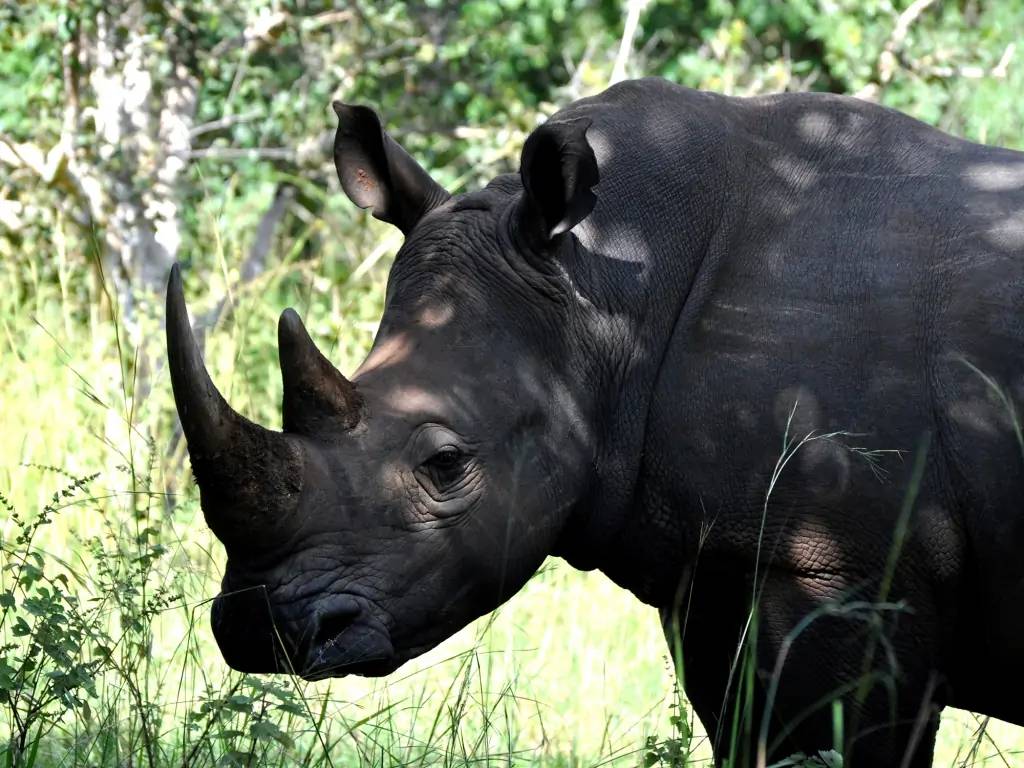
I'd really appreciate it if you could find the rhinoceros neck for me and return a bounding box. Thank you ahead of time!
[550,85,730,605]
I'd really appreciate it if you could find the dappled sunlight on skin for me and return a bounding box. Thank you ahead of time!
[914,503,963,584]
[582,123,614,167]
[982,209,1024,250]
[354,331,414,376]
[963,162,1024,192]
[415,302,456,328]
[782,515,853,580]
[795,110,836,147]
[366,382,453,419]
[767,154,820,193]
[795,108,871,153]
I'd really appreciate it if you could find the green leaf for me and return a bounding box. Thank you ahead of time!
[250,720,293,748]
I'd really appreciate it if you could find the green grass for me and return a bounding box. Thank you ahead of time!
[2,237,1023,767]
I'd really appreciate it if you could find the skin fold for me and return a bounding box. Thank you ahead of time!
[167,78,1024,767]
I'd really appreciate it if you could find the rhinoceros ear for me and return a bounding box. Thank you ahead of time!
[332,101,450,235]
[518,117,599,242]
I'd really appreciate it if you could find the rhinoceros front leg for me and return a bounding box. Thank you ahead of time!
[665,565,945,767]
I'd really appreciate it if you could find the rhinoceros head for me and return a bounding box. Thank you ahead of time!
[168,102,601,679]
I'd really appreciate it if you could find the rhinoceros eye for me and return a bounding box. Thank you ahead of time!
[420,446,466,492]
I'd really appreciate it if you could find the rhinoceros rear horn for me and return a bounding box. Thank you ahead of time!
[278,308,362,434]
[166,264,304,540]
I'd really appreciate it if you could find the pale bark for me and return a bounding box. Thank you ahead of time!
[0,3,200,318]
[87,4,197,307]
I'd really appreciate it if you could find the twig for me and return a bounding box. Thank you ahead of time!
[890,0,938,53]
[301,9,354,31]
[185,147,295,161]
[189,110,262,139]
[992,43,1016,79]
[879,0,938,85]
[210,9,290,57]
[610,0,648,85]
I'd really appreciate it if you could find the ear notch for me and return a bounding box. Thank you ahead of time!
[519,117,599,242]
[332,101,450,235]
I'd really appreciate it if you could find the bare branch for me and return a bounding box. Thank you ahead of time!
[878,0,938,85]
[185,147,296,162]
[993,43,1016,79]
[301,10,354,31]
[610,0,649,85]
[189,110,262,139]
[210,9,290,57]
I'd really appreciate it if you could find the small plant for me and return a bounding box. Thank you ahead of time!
[0,473,103,766]
[644,664,694,767]
[185,675,310,767]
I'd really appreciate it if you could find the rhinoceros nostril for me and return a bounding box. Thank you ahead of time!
[312,598,362,649]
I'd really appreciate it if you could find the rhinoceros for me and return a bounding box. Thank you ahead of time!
[167,78,1024,766]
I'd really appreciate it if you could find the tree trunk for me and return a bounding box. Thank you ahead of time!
[72,2,198,318]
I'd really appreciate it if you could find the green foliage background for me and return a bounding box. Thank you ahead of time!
[1,1,1022,765]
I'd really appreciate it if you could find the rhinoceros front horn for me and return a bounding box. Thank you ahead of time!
[166,264,304,542]
[166,264,248,454]
[278,309,362,434]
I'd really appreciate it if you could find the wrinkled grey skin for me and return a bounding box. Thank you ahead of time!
[168,79,1024,767]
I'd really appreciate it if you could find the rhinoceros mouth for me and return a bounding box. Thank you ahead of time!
[301,626,396,680]
[299,603,397,680]
[301,654,398,681]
